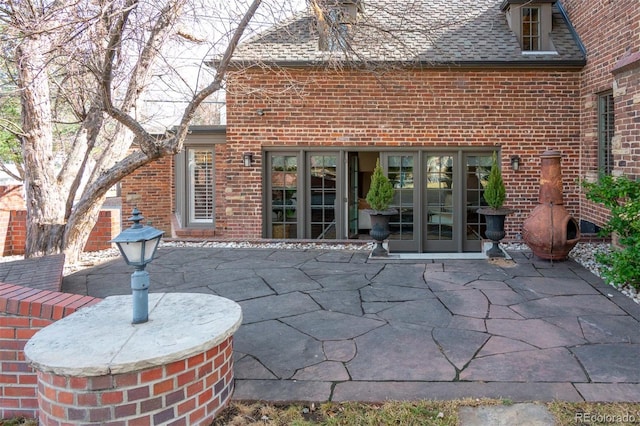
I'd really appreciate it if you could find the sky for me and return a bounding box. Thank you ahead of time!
[142,0,309,130]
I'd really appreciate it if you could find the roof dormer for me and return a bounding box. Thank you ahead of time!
[501,0,557,54]
[313,0,364,51]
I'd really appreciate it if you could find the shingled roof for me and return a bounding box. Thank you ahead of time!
[231,0,585,67]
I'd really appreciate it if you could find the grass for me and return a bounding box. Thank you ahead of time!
[0,419,37,426]
[211,399,640,425]
[4,400,640,425]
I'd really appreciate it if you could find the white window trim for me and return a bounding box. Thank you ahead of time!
[521,50,558,55]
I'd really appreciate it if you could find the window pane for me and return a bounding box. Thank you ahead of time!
[426,155,454,241]
[522,7,541,51]
[466,155,492,241]
[598,92,614,175]
[271,155,298,238]
[388,155,414,241]
[309,154,337,239]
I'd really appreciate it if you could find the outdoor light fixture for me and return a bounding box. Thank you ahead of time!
[510,155,521,171]
[111,208,164,324]
[243,152,254,167]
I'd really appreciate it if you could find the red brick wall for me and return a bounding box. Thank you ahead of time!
[1,282,235,424]
[562,0,640,227]
[612,57,640,177]
[0,283,102,419]
[83,209,121,252]
[36,337,234,425]
[5,211,27,256]
[1,209,119,256]
[224,67,583,240]
[120,156,174,236]
[0,186,25,256]
[0,185,121,255]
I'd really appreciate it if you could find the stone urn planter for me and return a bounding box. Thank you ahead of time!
[367,209,397,257]
[478,152,512,258]
[477,207,514,258]
[366,159,396,257]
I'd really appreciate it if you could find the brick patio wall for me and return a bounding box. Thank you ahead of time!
[1,283,235,424]
[0,283,102,419]
[0,186,25,256]
[35,337,234,425]
[0,185,120,256]
[562,0,640,228]
[83,209,122,253]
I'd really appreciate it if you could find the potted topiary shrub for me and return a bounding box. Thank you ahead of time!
[365,159,397,256]
[477,152,513,258]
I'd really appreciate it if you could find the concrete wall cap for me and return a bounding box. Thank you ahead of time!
[24,293,242,376]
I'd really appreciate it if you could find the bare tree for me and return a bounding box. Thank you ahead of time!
[0,0,264,261]
[0,0,470,261]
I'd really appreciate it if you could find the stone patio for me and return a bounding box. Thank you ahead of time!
[60,247,640,403]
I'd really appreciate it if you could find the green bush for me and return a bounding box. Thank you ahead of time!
[483,152,506,209]
[583,175,640,289]
[366,159,395,212]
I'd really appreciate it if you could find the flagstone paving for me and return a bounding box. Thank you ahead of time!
[62,247,640,403]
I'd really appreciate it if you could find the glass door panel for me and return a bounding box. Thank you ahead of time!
[385,153,417,252]
[464,154,492,251]
[309,154,338,239]
[424,154,456,252]
[269,154,298,238]
[348,153,359,238]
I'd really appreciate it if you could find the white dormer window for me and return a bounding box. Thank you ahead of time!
[315,0,363,51]
[502,0,556,54]
[327,8,350,51]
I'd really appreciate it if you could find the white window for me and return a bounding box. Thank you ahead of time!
[188,148,215,224]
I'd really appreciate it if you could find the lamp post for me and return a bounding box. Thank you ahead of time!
[111,208,164,324]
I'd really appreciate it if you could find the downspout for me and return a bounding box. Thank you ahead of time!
[556,1,587,56]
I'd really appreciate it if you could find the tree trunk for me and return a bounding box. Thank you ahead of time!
[9,0,263,261]
[18,32,69,257]
[64,196,107,264]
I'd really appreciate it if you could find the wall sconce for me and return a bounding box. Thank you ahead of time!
[243,152,254,167]
[510,155,521,171]
[256,109,265,116]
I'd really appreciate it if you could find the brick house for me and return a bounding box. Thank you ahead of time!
[122,0,639,254]
[560,0,640,229]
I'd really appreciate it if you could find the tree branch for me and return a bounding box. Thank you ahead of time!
[102,0,188,156]
[171,0,262,151]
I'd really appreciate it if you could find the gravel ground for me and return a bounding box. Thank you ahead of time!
[505,241,639,304]
[2,240,637,304]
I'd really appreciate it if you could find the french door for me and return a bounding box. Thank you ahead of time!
[384,150,494,253]
[464,153,494,251]
[308,154,339,239]
[268,153,299,238]
[266,149,494,252]
[424,153,457,252]
[383,153,418,252]
[266,151,342,239]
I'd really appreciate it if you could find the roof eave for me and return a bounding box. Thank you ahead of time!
[501,0,556,11]
[226,58,586,70]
